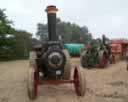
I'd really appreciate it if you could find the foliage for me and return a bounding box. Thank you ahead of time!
[0,9,32,61]
[12,30,32,59]
[36,23,48,41]
[36,18,92,44]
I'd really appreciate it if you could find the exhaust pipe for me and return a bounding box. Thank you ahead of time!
[45,6,58,41]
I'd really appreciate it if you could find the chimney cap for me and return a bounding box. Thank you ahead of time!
[45,5,58,13]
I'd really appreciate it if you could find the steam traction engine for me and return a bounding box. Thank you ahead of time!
[80,35,112,68]
[27,6,86,100]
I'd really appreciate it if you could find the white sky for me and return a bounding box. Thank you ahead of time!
[0,0,128,39]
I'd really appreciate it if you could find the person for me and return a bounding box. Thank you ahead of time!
[126,47,128,70]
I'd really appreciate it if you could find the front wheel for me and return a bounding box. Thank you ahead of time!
[74,66,86,96]
[27,67,38,100]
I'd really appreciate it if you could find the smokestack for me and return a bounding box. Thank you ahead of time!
[45,6,58,41]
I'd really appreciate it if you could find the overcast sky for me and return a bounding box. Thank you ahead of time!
[0,0,128,39]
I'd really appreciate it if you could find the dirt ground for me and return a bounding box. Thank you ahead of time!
[0,58,128,102]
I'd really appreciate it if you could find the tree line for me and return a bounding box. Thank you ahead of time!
[0,9,32,60]
[36,18,93,44]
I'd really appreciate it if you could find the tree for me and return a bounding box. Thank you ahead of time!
[36,23,48,41]
[0,9,15,60]
[12,30,32,59]
[0,9,32,60]
[36,18,92,44]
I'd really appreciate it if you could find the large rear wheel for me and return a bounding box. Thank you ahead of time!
[127,63,128,71]
[63,49,71,80]
[80,51,88,68]
[98,51,108,68]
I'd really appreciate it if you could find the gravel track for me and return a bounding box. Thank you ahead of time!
[0,59,128,102]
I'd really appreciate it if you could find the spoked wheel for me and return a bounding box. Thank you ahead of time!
[73,66,86,96]
[27,67,39,100]
[127,63,128,71]
[80,51,88,68]
[98,51,108,68]
[63,49,71,80]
